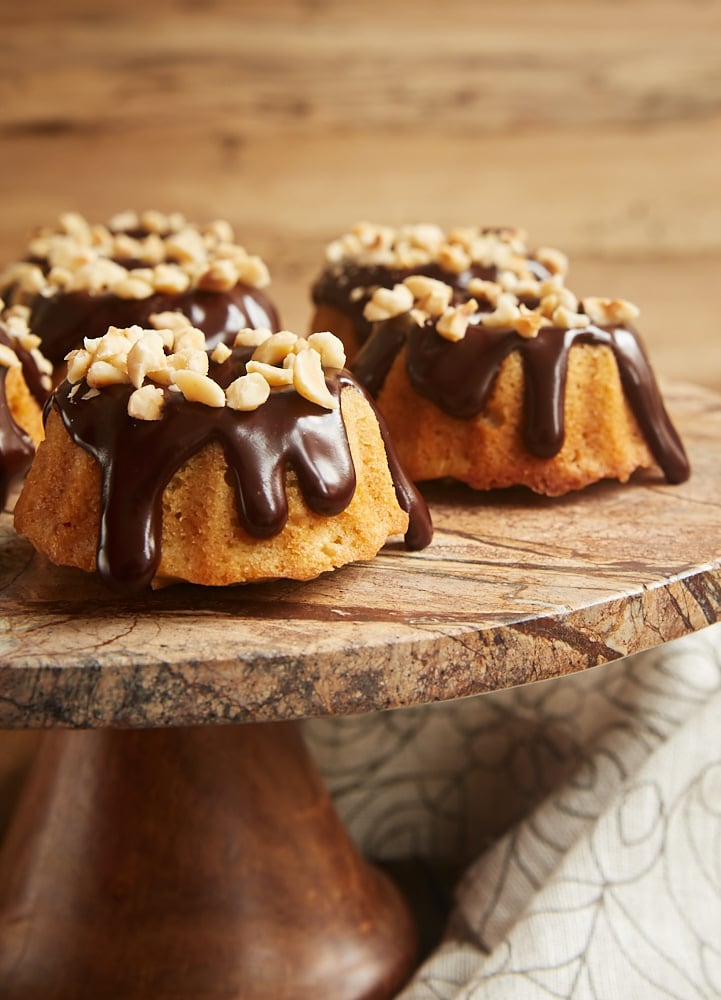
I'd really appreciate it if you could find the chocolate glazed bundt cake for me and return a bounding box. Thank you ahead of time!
[15,316,432,590]
[310,222,566,360]
[0,210,281,366]
[351,273,690,496]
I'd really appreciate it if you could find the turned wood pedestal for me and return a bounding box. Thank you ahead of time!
[1,383,720,998]
[0,723,415,999]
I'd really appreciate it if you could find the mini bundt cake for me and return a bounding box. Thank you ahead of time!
[0,299,53,507]
[15,317,431,590]
[0,210,280,366]
[310,222,566,360]
[351,273,690,496]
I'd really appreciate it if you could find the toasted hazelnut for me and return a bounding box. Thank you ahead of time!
[251,330,298,366]
[167,348,209,376]
[467,278,502,305]
[0,344,20,369]
[226,372,271,411]
[582,297,640,326]
[140,210,172,234]
[437,243,471,275]
[403,275,453,317]
[152,264,191,295]
[552,304,590,329]
[173,326,207,353]
[293,348,337,410]
[536,246,569,276]
[211,342,232,364]
[127,332,168,389]
[128,384,165,420]
[234,327,272,348]
[235,255,271,289]
[483,293,522,330]
[204,219,235,244]
[86,360,131,388]
[112,275,155,300]
[171,369,225,407]
[246,359,294,386]
[149,311,195,338]
[436,298,479,342]
[109,210,141,232]
[363,283,414,322]
[165,227,207,265]
[514,306,550,339]
[307,331,346,369]
[198,259,240,292]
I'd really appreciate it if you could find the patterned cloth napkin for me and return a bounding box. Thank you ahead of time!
[305,622,721,1000]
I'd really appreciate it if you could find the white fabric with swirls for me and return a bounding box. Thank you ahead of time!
[305,622,721,1000]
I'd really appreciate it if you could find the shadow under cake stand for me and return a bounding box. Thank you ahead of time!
[0,382,720,1000]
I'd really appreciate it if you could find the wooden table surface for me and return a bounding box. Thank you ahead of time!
[1,0,720,393]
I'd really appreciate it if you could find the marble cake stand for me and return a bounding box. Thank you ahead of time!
[0,382,720,999]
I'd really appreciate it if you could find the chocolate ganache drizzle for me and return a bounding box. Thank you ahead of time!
[313,258,549,347]
[31,284,280,367]
[352,314,690,485]
[51,349,432,590]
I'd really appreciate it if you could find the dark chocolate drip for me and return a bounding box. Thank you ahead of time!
[354,318,690,486]
[51,359,431,590]
[30,284,281,366]
[0,325,49,407]
[0,366,35,509]
[312,257,549,346]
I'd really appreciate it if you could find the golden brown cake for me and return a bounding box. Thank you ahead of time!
[0,210,281,367]
[310,222,567,362]
[351,275,690,495]
[15,318,431,590]
[0,299,53,507]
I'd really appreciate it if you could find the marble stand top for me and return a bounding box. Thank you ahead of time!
[0,383,719,730]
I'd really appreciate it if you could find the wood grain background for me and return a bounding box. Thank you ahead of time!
[1,0,719,388]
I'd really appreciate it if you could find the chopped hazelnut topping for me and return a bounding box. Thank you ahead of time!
[0,344,21,369]
[251,330,299,366]
[436,299,479,342]
[293,346,337,410]
[198,259,240,292]
[535,246,569,276]
[111,275,156,300]
[437,243,471,275]
[551,304,590,329]
[246,359,295,387]
[582,297,640,326]
[171,369,225,407]
[226,372,270,411]
[307,331,346,369]
[0,212,272,302]
[467,278,502,305]
[236,255,271,289]
[514,305,551,339]
[402,275,453,317]
[234,327,272,348]
[127,332,168,389]
[87,359,132,388]
[62,322,347,417]
[363,283,415,322]
[128,384,165,421]
[211,342,232,364]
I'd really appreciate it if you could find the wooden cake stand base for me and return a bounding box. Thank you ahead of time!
[0,723,416,1000]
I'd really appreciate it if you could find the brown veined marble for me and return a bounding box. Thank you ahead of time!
[0,381,719,729]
